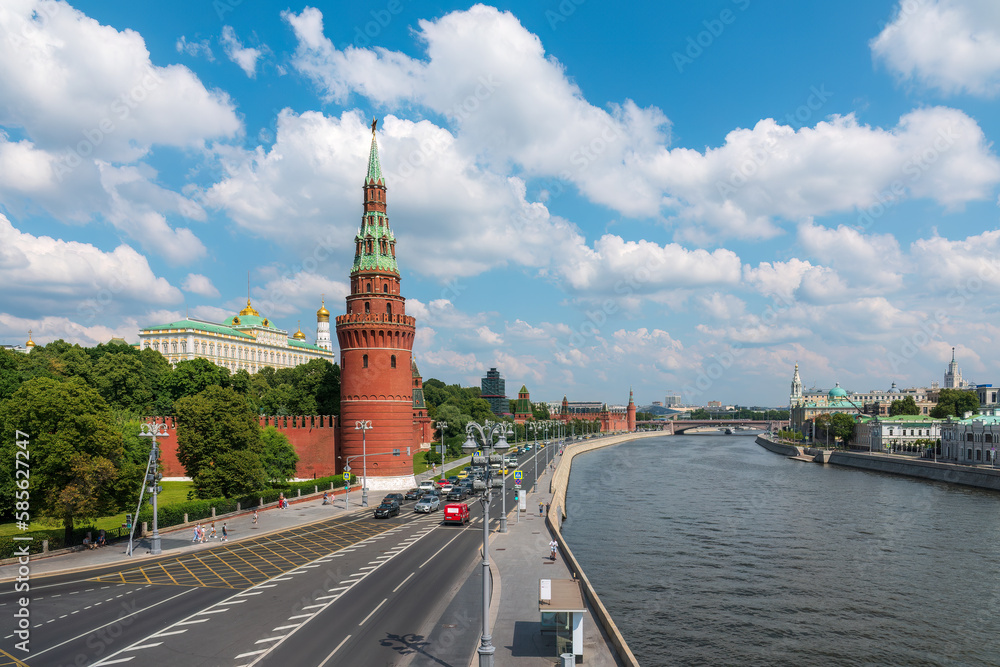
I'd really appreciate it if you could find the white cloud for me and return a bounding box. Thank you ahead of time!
[0,312,140,347]
[282,6,1000,243]
[871,0,1000,96]
[797,221,906,291]
[0,0,242,162]
[176,35,214,61]
[0,213,182,321]
[181,274,220,298]
[909,229,1000,291]
[220,25,261,78]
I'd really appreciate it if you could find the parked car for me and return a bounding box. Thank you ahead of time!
[404,488,422,501]
[418,480,437,492]
[373,500,400,519]
[447,486,468,501]
[414,495,441,513]
[443,502,470,525]
[382,493,405,505]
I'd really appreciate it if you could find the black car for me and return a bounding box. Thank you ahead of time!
[447,487,468,501]
[374,500,400,519]
[404,488,422,501]
[383,493,406,505]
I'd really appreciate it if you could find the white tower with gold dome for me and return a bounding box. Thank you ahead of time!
[316,298,332,351]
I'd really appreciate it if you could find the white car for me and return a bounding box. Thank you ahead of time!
[414,495,441,513]
[418,480,436,492]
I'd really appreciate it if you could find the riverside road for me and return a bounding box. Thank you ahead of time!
[0,445,559,667]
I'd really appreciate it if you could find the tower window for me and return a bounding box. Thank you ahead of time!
[383,284,388,293]
[363,354,368,368]
[367,282,372,292]
[386,303,391,316]
[365,302,370,314]
[391,355,396,369]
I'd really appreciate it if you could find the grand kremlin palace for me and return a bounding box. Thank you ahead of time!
[138,298,335,372]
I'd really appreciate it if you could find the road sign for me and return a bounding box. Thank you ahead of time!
[342,472,350,482]
[514,470,523,481]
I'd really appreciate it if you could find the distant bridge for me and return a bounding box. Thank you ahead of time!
[634,419,789,434]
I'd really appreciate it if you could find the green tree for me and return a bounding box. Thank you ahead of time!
[889,395,921,416]
[167,358,231,405]
[260,426,299,485]
[830,412,856,446]
[930,389,980,419]
[690,408,711,419]
[0,378,139,538]
[93,353,153,413]
[174,386,265,498]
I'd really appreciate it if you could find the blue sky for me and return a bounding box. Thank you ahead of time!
[2,0,1000,407]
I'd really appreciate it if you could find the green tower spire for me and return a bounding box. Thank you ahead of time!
[366,117,383,185]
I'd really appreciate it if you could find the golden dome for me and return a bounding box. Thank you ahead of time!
[25,330,35,348]
[239,298,260,317]
[293,321,306,340]
[317,297,330,322]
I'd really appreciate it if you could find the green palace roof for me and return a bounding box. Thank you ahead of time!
[142,319,255,339]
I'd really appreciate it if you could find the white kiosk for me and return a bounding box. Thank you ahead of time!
[539,578,586,662]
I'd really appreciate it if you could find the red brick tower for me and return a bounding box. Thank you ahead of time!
[627,387,637,432]
[336,119,417,489]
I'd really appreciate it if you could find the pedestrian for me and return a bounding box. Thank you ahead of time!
[539,502,544,516]
[192,524,199,543]
[210,523,217,540]
[252,510,258,527]
[200,524,207,543]
[322,492,329,505]
[546,502,550,515]
[221,523,228,542]
[549,539,558,561]
[279,493,285,509]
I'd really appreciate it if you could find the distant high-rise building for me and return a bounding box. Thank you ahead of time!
[944,348,963,389]
[664,392,681,407]
[481,367,507,415]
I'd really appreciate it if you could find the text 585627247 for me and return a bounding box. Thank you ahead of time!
[13,429,32,653]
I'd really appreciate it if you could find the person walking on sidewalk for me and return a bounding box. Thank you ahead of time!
[221,523,228,542]
[252,510,259,527]
[549,539,558,561]
[539,502,544,516]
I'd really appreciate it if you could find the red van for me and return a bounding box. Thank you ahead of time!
[443,502,470,525]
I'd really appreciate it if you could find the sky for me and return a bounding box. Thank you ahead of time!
[2,0,1000,408]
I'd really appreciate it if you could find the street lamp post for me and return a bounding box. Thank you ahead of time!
[436,420,448,478]
[136,423,167,555]
[462,420,512,667]
[356,420,373,507]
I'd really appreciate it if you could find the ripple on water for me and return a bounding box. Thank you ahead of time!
[561,436,1000,666]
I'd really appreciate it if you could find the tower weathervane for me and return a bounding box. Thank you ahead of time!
[371,117,378,134]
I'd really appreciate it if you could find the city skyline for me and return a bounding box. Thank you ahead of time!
[2,1,1000,406]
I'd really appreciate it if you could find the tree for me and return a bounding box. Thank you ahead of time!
[930,389,979,419]
[261,426,298,485]
[166,358,231,405]
[93,353,153,413]
[830,413,856,447]
[0,378,139,539]
[889,396,921,416]
[174,386,265,498]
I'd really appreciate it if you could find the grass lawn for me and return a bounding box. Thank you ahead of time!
[0,480,194,537]
[412,451,464,477]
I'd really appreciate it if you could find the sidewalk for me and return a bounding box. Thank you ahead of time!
[489,448,623,666]
[0,456,472,581]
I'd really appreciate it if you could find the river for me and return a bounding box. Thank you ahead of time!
[560,434,1000,666]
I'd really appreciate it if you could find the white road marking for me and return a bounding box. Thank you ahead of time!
[127,643,163,650]
[255,636,284,644]
[236,650,267,659]
[392,571,416,593]
[317,634,351,667]
[153,629,187,637]
[358,598,387,626]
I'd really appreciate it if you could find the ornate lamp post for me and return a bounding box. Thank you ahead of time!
[462,420,511,667]
[136,422,167,555]
[356,420,373,507]
[436,420,448,477]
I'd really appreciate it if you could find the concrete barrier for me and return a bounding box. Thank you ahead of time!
[547,432,661,667]
[755,436,801,457]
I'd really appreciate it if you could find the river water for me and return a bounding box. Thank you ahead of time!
[560,435,1000,666]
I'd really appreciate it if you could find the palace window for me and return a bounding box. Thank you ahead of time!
[363,354,369,368]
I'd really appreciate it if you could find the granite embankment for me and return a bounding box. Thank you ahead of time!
[546,431,662,667]
[756,435,1000,492]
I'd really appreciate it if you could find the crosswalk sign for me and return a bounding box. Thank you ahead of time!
[514,470,523,481]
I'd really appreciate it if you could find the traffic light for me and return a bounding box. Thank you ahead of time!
[146,471,163,495]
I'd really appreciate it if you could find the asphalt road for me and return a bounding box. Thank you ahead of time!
[0,442,559,667]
